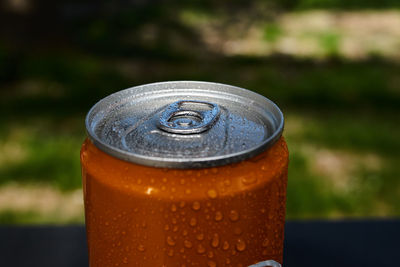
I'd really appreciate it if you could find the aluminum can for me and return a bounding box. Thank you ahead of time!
[81,81,288,267]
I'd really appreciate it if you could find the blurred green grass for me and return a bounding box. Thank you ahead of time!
[0,210,84,225]
[0,2,399,223]
[1,56,399,222]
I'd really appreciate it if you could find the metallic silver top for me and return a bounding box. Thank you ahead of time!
[85,81,284,168]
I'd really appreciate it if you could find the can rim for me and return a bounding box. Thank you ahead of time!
[85,81,284,168]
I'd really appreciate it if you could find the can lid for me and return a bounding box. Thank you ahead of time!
[86,81,284,168]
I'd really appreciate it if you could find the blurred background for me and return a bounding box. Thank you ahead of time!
[0,0,399,224]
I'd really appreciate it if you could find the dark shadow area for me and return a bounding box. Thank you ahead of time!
[0,220,399,266]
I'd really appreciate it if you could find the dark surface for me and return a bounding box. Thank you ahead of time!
[1,220,399,267]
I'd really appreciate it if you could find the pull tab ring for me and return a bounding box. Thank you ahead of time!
[248,260,282,267]
[158,100,220,134]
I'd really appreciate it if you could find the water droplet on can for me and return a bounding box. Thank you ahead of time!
[168,249,174,257]
[192,201,201,211]
[171,204,177,212]
[211,233,220,248]
[222,241,230,250]
[207,189,218,199]
[214,211,223,221]
[262,238,269,247]
[196,233,204,240]
[235,239,246,252]
[196,244,206,254]
[234,227,242,235]
[241,175,257,185]
[229,210,239,221]
[189,218,197,226]
[184,240,193,248]
[167,236,176,246]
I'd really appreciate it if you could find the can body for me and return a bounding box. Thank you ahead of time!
[80,136,288,266]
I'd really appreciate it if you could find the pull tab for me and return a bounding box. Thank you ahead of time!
[158,100,220,134]
[248,260,282,267]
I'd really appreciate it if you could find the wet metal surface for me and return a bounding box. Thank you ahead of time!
[86,81,284,168]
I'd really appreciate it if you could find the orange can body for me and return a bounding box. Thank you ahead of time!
[80,136,288,266]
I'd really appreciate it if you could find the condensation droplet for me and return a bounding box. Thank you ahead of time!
[185,189,191,195]
[207,251,214,258]
[261,165,267,171]
[262,238,269,247]
[192,201,201,211]
[196,233,204,240]
[241,175,257,185]
[211,233,220,248]
[207,261,216,267]
[222,241,229,250]
[184,240,193,248]
[207,189,218,199]
[189,218,197,227]
[183,230,188,236]
[168,249,174,257]
[122,257,128,264]
[223,179,231,186]
[235,239,246,252]
[171,204,177,212]
[137,244,145,252]
[180,179,186,185]
[196,244,206,254]
[262,249,268,255]
[167,236,176,246]
[214,211,223,221]
[179,201,186,208]
[229,210,239,221]
[234,227,242,235]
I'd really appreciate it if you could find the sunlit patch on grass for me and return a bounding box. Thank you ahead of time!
[0,184,84,224]
[285,112,400,218]
[180,10,400,60]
